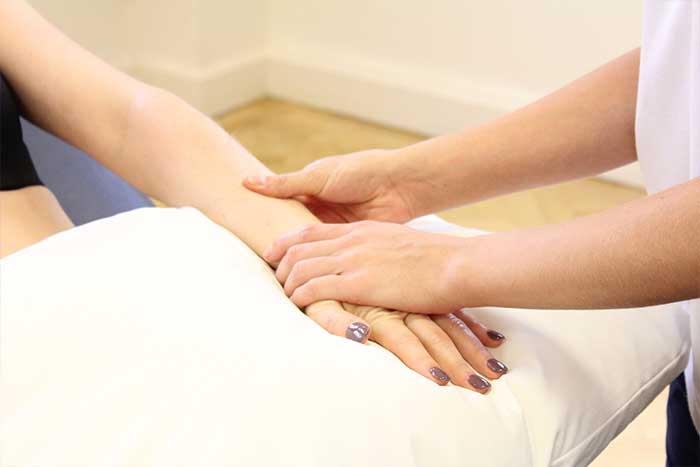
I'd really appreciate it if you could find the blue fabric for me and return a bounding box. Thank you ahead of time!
[666,373,700,466]
[21,119,152,225]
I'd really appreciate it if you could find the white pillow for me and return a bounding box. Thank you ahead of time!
[0,207,689,467]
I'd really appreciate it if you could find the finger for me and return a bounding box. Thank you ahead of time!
[405,314,491,394]
[369,315,450,386]
[275,239,345,284]
[433,314,508,380]
[305,300,371,344]
[263,224,353,262]
[284,257,342,296]
[242,170,325,199]
[290,275,355,309]
[456,311,507,348]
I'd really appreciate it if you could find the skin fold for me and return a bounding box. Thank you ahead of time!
[0,0,507,392]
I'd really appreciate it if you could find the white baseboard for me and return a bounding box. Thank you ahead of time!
[128,53,267,116]
[266,43,533,136]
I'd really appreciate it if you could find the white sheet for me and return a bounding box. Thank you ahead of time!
[0,207,689,466]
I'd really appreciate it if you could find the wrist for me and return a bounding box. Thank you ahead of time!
[441,235,494,309]
[378,146,432,219]
[387,133,464,218]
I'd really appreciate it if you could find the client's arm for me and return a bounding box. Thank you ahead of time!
[0,0,507,391]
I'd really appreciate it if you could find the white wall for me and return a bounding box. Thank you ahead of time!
[30,0,267,115]
[29,1,645,186]
[123,0,267,115]
[267,0,644,186]
[269,1,640,109]
[28,0,127,66]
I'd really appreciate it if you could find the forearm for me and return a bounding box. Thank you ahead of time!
[0,1,314,255]
[387,49,640,217]
[450,178,700,309]
[117,88,317,255]
[97,88,356,321]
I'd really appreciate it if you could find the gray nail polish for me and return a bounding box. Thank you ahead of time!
[429,367,450,384]
[487,358,508,374]
[468,374,491,391]
[346,322,369,342]
[487,330,505,341]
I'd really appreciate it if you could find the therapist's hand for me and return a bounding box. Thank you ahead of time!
[347,303,507,393]
[243,149,416,223]
[265,221,474,314]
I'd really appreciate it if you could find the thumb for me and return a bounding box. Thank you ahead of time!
[242,170,324,199]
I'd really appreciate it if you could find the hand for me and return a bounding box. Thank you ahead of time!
[265,221,472,314]
[309,300,507,393]
[243,149,416,223]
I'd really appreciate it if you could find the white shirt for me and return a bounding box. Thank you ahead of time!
[636,0,700,429]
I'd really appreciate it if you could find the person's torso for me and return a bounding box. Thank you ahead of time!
[636,0,700,429]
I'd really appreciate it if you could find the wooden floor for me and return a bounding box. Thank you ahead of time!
[217,97,664,467]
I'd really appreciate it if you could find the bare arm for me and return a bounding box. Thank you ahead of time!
[0,0,340,326]
[0,0,310,255]
[452,178,700,310]
[390,48,641,217]
[245,49,641,224]
[0,0,510,390]
[264,179,699,313]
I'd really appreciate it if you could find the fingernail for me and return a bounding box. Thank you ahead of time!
[346,322,369,342]
[487,330,505,341]
[487,358,508,374]
[429,367,450,384]
[468,375,491,391]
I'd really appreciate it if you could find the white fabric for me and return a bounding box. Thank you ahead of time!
[636,0,700,429]
[0,208,689,467]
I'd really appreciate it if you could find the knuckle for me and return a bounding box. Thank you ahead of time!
[285,270,298,289]
[345,230,362,243]
[347,272,369,292]
[298,226,315,241]
[423,329,448,348]
[302,279,318,296]
[292,287,311,306]
[319,309,338,331]
[275,265,287,283]
[291,259,312,278]
[403,313,421,326]
[286,244,305,261]
[448,314,470,331]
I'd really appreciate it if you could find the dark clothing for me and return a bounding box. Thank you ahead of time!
[667,373,700,466]
[1,73,43,190]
